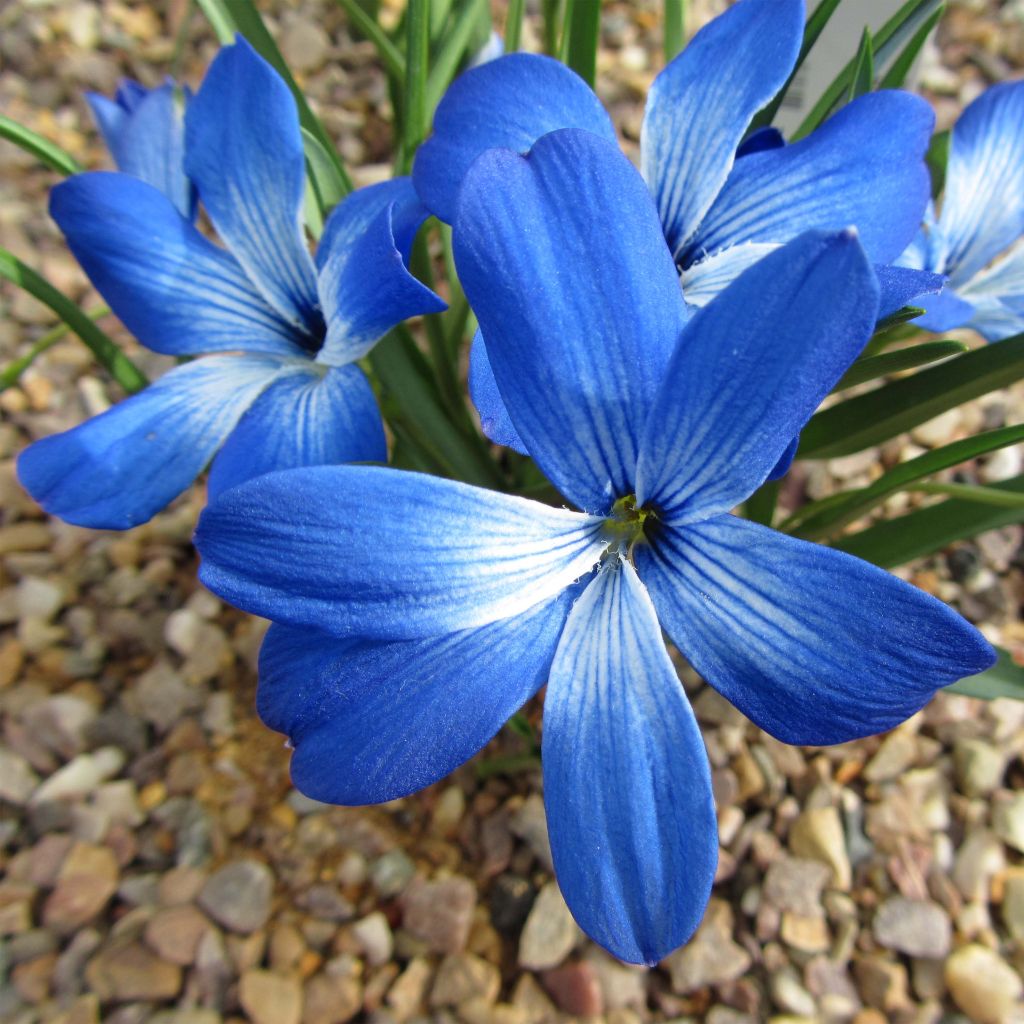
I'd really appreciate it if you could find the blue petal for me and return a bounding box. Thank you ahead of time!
[87,82,195,220]
[315,178,446,366]
[636,230,878,521]
[543,556,717,965]
[938,81,1024,283]
[257,588,576,804]
[207,364,386,499]
[50,173,307,358]
[195,465,606,640]
[874,264,946,321]
[736,126,786,157]
[767,434,799,482]
[185,38,321,336]
[634,515,997,745]
[454,128,689,514]
[961,297,1024,343]
[468,330,527,454]
[641,0,803,258]
[412,53,616,224]
[958,239,1024,340]
[686,91,934,266]
[17,355,285,530]
[679,241,779,307]
[914,286,977,333]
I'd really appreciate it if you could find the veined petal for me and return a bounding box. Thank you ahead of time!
[636,230,878,521]
[961,296,1024,343]
[686,91,934,266]
[87,81,194,220]
[185,38,321,335]
[207,364,385,499]
[874,264,946,320]
[468,330,528,454]
[543,556,717,965]
[195,464,606,640]
[50,172,307,358]
[454,128,689,514]
[957,239,1024,341]
[412,53,616,224]
[257,588,576,804]
[17,354,285,530]
[679,242,779,307]
[316,178,445,366]
[634,515,996,745]
[736,126,786,157]
[939,81,1024,283]
[641,0,803,258]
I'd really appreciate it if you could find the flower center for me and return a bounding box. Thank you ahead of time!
[602,493,655,555]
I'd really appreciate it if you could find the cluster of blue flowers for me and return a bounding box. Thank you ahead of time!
[17,0,1018,965]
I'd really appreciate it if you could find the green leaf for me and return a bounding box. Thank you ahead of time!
[906,481,1024,507]
[799,334,1024,459]
[744,479,780,526]
[399,0,430,173]
[0,249,147,394]
[560,0,601,87]
[927,129,951,199]
[785,423,1024,540]
[833,339,967,391]
[878,5,942,89]
[847,27,874,101]
[542,0,565,56]
[947,647,1024,701]
[334,0,405,79]
[301,128,349,225]
[0,115,84,176]
[505,0,526,51]
[1,306,109,393]
[663,0,687,62]
[834,473,1024,567]
[425,0,490,116]
[871,305,926,339]
[195,0,353,195]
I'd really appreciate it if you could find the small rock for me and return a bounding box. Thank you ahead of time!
[85,940,182,1002]
[854,955,910,1014]
[663,899,752,993]
[369,850,415,898]
[771,970,817,1017]
[239,969,303,1024]
[30,747,125,805]
[22,695,95,758]
[430,785,466,837]
[0,746,39,805]
[993,792,1024,853]
[386,956,432,1021]
[953,829,1005,901]
[198,860,273,934]
[863,730,917,782]
[296,884,353,922]
[1002,873,1024,942]
[789,806,852,890]
[131,662,201,733]
[16,576,64,620]
[542,961,604,1017]
[953,739,1006,797]
[144,905,210,966]
[401,876,476,954]
[945,943,1023,1024]
[509,795,553,870]
[43,842,118,933]
[490,874,535,936]
[430,953,500,1007]
[303,971,362,1024]
[872,898,951,959]
[763,857,831,916]
[780,912,830,953]
[352,911,393,967]
[584,950,647,1011]
[518,881,580,970]
[280,19,330,72]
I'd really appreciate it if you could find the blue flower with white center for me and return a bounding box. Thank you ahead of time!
[86,78,195,220]
[896,81,1024,341]
[194,130,993,965]
[17,38,445,531]
[411,0,944,463]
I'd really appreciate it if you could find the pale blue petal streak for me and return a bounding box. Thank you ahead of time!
[634,515,997,745]
[958,240,1024,340]
[412,53,617,224]
[939,81,1024,283]
[316,178,445,366]
[687,91,934,266]
[185,38,321,334]
[468,330,528,454]
[641,0,803,258]
[257,589,575,803]
[50,173,307,357]
[195,465,606,640]
[207,364,386,499]
[636,230,878,521]
[543,557,717,965]
[16,355,285,530]
[454,129,689,513]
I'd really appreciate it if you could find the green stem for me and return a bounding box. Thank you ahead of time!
[0,115,83,176]
[401,0,430,174]
[0,306,109,392]
[425,0,490,115]
[334,0,406,80]
[0,250,146,393]
[505,0,526,50]
[663,0,685,61]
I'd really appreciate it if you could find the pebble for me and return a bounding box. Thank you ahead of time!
[0,745,39,804]
[239,968,303,1024]
[663,899,752,993]
[863,730,917,782]
[30,747,125,805]
[198,860,274,934]
[763,856,831,916]
[280,18,330,72]
[143,905,210,965]
[386,955,432,1020]
[303,971,363,1024]
[509,795,554,870]
[518,880,580,970]
[430,952,500,1007]
[369,849,415,898]
[84,940,182,1001]
[872,898,951,959]
[43,842,119,933]
[945,943,1024,1023]
[992,791,1024,853]
[352,911,394,967]
[953,738,1006,796]
[542,961,605,1017]
[400,876,476,954]
[1002,872,1024,941]
[789,806,852,890]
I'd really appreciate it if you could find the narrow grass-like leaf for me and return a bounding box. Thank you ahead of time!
[834,340,967,391]
[834,474,1024,567]
[786,423,1024,539]
[947,647,1024,701]
[334,0,406,79]
[195,0,353,194]
[847,27,874,101]
[400,0,430,173]
[663,0,686,62]
[302,128,349,221]
[505,0,526,50]
[0,249,147,394]
[863,320,925,357]
[744,480,780,526]
[927,129,951,199]
[1,306,109,393]
[873,306,927,337]
[906,481,1024,507]
[426,0,489,116]
[878,6,942,89]
[0,115,83,176]
[799,334,1024,459]
[542,0,564,56]
[560,0,600,87]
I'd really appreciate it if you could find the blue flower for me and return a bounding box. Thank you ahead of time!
[17,38,445,530]
[411,0,943,459]
[86,79,195,220]
[194,130,994,965]
[896,82,1024,341]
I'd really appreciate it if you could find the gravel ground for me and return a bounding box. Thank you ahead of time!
[2,2,1024,1023]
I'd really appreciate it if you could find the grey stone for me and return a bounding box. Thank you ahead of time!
[517,881,580,970]
[198,860,274,934]
[369,849,415,898]
[873,898,951,959]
